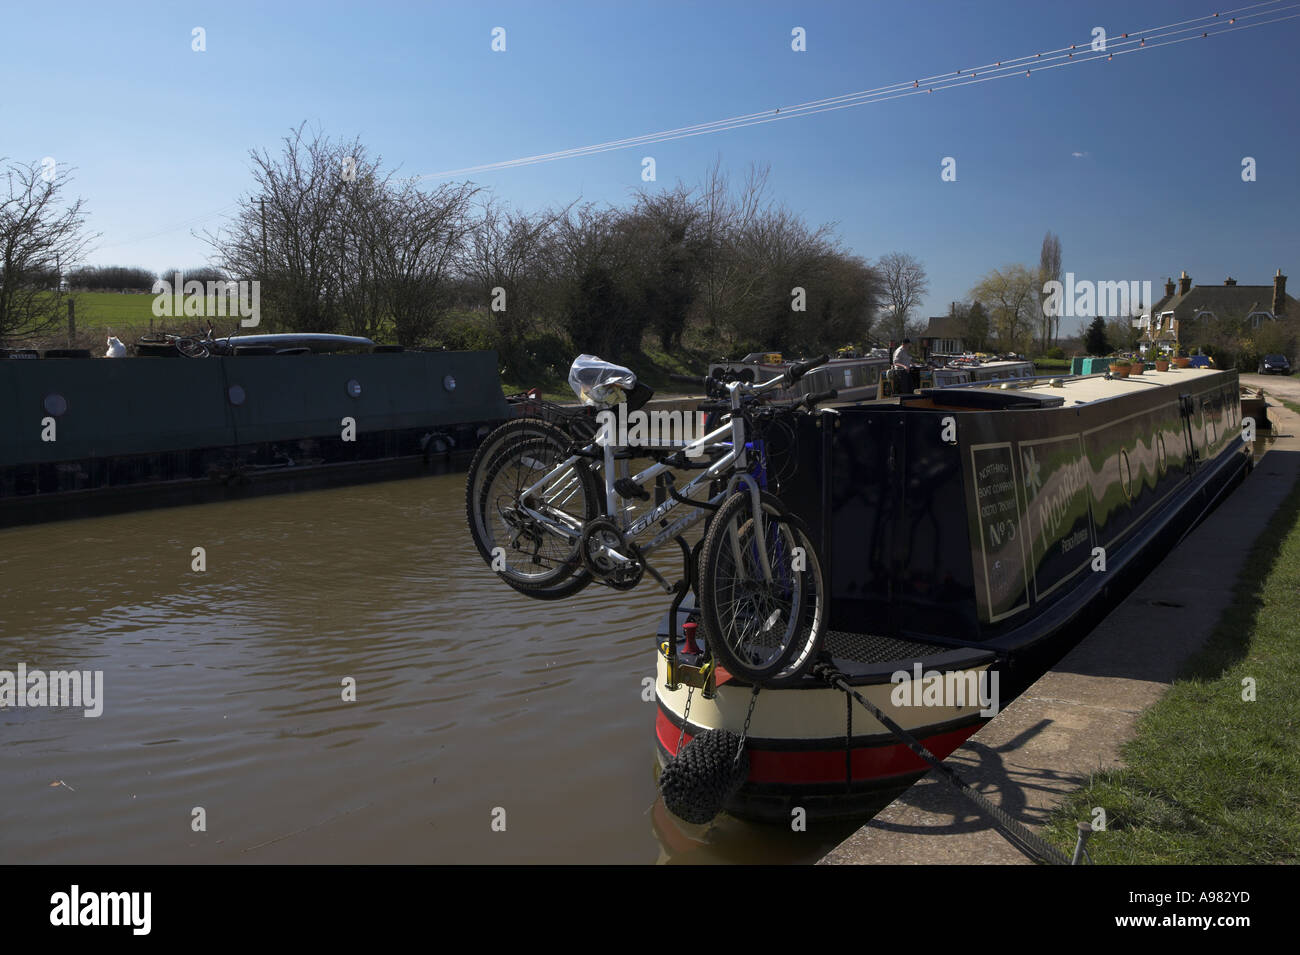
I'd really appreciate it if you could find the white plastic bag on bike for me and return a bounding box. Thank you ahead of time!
[568,354,637,408]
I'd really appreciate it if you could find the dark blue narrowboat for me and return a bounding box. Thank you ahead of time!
[656,367,1251,822]
[0,349,511,526]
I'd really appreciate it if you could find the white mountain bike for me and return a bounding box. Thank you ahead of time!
[465,356,836,684]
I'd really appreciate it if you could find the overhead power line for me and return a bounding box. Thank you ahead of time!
[92,1,1298,251]
[414,1,1298,180]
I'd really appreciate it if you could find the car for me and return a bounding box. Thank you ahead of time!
[1258,354,1291,375]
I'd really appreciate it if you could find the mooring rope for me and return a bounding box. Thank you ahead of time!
[812,662,1072,866]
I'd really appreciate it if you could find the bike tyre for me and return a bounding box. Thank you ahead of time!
[697,490,825,686]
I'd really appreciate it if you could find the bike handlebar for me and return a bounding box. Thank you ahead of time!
[670,372,731,398]
[797,388,838,410]
[673,355,829,400]
[785,354,830,385]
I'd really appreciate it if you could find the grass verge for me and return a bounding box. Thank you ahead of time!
[1043,471,1300,863]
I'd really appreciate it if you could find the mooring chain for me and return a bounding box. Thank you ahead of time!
[733,685,761,768]
[674,685,694,757]
[812,663,1071,866]
[844,690,853,792]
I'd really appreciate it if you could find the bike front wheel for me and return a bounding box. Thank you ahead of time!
[697,491,825,686]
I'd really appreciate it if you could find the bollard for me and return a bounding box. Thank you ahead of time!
[1071,821,1094,865]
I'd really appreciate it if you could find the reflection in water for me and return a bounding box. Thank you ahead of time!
[0,473,866,864]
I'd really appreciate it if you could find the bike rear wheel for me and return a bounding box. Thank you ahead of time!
[465,418,602,597]
[697,491,825,686]
[176,337,210,358]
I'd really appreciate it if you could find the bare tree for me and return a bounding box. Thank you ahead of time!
[629,184,705,351]
[876,251,929,342]
[206,124,377,332]
[207,124,479,345]
[971,264,1038,353]
[694,159,774,345]
[1037,231,1062,351]
[371,179,479,346]
[459,197,566,358]
[0,159,94,344]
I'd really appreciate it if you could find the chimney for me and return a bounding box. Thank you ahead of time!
[1177,271,1192,296]
[1274,269,1288,317]
[1224,277,1236,286]
[1164,277,1175,298]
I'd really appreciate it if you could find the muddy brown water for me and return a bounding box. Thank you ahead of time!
[0,473,863,864]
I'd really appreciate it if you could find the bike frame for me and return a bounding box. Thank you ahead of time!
[513,374,790,578]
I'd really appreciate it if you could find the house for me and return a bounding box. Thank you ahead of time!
[1139,269,1295,353]
[919,314,966,357]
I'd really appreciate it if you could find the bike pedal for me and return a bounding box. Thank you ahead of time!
[614,478,650,501]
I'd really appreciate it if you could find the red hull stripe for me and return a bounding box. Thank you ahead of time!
[655,709,980,785]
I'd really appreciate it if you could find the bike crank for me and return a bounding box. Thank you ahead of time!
[579,517,644,591]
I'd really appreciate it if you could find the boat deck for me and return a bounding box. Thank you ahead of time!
[822,630,952,664]
[1014,366,1222,405]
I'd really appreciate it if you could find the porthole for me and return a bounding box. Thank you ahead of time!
[443,374,457,392]
[346,379,362,398]
[43,393,68,417]
[228,385,246,406]
[1157,432,1167,475]
[1120,448,1133,501]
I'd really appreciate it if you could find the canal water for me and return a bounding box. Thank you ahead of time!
[0,472,862,864]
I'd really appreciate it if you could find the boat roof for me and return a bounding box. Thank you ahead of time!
[911,366,1229,411]
[220,333,375,346]
[1013,366,1224,406]
[941,358,1033,368]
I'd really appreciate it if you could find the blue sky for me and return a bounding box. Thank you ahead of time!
[4,0,1298,334]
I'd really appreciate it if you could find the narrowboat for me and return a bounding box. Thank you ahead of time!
[925,355,1037,388]
[0,348,511,526]
[655,366,1251,822]
[709,352,1041,403]
[709,352,891,404]
[133,332,383,358]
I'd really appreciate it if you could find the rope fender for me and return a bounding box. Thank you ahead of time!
[658,729,749,825]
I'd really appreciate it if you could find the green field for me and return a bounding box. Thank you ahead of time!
[62,291,155,329]
[66,291,226,333]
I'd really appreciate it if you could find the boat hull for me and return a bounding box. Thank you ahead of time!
[654,651,993,822]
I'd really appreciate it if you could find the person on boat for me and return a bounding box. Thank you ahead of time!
[892,338,916,394]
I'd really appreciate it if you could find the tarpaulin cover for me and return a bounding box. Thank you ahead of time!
[568,354,637,408]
